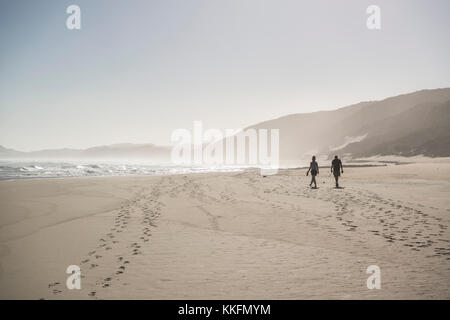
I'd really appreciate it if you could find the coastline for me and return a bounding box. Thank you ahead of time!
[0,162,449,299]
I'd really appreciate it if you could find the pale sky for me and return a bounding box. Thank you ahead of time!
[1,0,449,151]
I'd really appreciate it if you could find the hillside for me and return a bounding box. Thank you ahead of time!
[0,143,171,161]
[244,88,450,163]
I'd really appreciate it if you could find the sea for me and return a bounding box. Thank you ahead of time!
[0,160,245,181]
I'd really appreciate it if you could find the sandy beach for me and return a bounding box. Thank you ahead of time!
[0,160,449,299]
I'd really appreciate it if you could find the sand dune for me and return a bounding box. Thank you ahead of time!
[0,160,449,299]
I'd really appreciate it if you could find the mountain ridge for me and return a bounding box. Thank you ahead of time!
[242,87,450,163]
[0,143,172,160]
[2,88,449,162]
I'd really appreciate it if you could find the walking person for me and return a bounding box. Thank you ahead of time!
[331,155,344,188]
[306,155,319,188]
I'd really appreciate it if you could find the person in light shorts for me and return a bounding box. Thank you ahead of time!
[306,155,319,188]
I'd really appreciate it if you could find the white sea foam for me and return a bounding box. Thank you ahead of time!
[0,160,244,180]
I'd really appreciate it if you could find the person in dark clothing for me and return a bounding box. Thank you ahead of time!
[306,155,319,188]
[331,155,344,188]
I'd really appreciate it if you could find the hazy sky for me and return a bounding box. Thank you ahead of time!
[1,0,449,151]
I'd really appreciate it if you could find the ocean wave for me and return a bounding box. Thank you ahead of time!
[0,161,244,180]
[19,165,44,172]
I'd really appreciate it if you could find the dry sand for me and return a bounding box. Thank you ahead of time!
[0,160,449,299]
